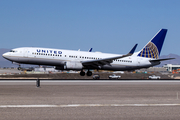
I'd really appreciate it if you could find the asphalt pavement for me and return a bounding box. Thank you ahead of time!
[0,80,180,120]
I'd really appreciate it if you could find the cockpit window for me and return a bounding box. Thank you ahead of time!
[10,50,16,53]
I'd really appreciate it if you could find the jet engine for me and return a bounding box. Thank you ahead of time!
[64,61,83,70]
[55,65,64,70]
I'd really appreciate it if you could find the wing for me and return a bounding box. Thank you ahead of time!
[82,44,138,68]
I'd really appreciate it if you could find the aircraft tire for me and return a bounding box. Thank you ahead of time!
[87,71,92,76]
[18,67,22,70]
[80,71,85,76]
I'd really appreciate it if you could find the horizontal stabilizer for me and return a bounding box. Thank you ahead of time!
[149,58,175,62]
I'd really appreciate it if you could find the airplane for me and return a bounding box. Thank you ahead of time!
[2,29,174,76]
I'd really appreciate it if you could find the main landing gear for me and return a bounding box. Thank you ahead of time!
[80,70,92,76]
[80,70,85,76]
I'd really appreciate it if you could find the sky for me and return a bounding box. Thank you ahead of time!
[0,0,180,56]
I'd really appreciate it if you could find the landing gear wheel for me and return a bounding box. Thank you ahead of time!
[18,67,22,70]
[80,71,85,76]
[87,71,92,76]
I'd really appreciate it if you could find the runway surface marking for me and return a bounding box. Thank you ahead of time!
[1,104,180,108]
[0,80,180,83]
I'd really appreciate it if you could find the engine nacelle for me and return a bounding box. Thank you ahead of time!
[55,65,64,70]
[64,61,83,70]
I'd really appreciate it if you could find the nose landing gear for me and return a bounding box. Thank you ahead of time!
[17,65,22,70]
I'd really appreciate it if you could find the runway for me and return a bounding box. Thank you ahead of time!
[0,80,180,119]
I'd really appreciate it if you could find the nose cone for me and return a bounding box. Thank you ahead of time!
[2,53,7,57]
[2,52,16,62]
[2,53,6,58]
[2,52,9,59]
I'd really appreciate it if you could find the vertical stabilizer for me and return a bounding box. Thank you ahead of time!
[137,29,167,59]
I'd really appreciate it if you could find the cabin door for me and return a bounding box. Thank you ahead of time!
[23,49,28,58]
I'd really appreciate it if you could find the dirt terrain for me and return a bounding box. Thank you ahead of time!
[0,72,172,79]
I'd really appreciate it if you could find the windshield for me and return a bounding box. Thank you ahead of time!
[10,50,17,53]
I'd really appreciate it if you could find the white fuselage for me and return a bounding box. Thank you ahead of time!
[2,47,159,71]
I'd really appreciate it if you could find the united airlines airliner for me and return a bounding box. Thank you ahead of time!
[2,29,174,76]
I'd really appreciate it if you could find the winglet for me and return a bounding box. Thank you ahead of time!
[128,44,138,55]
[88,48,93,52]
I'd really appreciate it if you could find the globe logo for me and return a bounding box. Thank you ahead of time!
[138,42,159,59]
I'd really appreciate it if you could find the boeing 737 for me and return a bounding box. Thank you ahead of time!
[2,29,174,76]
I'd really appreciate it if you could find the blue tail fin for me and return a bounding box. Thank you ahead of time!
[137,29,167,59]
